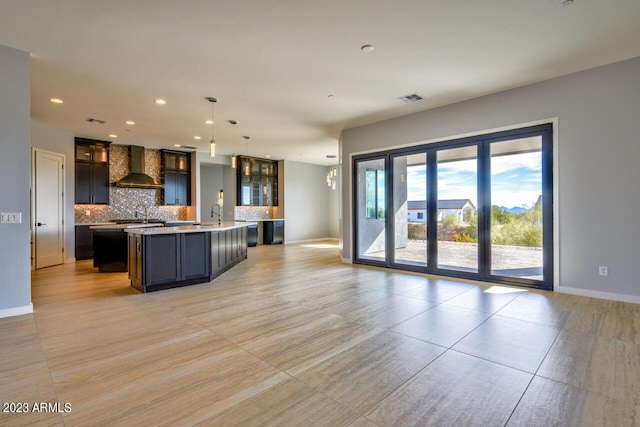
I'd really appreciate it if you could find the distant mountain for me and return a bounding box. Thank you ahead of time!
[499,206,527,214]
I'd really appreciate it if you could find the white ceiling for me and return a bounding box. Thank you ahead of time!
[1,0,640,165]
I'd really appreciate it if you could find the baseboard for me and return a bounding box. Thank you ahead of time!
[285,237,339,245]
[556,285,640,304]
[65,257,76,264]
[0,303,34,319]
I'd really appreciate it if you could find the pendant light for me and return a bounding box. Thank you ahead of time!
[206,97,217,157]
[243,136,250,176]
[229,120,237,168]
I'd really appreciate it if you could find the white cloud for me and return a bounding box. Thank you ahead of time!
[404,152,541,208]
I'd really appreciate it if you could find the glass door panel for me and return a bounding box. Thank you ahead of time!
[437,146,478,272]
[490,137,543,280]
[356,158,387,262]
[393,153,427,266]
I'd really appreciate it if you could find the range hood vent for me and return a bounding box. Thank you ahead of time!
[115,146,163,189]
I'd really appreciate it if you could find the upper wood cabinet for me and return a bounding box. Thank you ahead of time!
[74,138,110,204]
[236,156,278,206]
[161,150,190,206]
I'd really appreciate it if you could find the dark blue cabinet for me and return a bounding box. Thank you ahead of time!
[128,227,247,292]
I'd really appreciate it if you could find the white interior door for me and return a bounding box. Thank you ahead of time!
[34,149,64,269]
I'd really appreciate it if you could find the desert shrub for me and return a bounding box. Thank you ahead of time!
[441,214,459,227]
[454,233,476,243]
[491,222,541,247]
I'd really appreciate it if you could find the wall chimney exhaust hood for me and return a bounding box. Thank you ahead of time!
[115,145,163,189]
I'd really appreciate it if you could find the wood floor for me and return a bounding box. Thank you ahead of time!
[2,242,639,426]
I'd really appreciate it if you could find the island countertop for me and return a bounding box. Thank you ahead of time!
[124,221,256,235]
[90,223,165,230]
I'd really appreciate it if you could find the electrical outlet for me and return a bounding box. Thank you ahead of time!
[599,265,608,276]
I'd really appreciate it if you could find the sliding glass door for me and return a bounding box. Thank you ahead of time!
[436,146,478,273]
[392,153,427,267]
[354,157,387,264]
[489,136,544,281]
[353,124,553,290]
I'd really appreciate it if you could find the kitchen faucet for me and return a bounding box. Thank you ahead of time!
[134,204,149,224]
[211,203,221,225]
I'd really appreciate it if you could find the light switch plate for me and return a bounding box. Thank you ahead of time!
[1,212,22,224]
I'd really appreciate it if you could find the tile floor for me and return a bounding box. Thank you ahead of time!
[1,242,639,426]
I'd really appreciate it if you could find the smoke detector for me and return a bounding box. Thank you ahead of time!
[86,118,106,124]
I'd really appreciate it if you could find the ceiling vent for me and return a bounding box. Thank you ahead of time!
[398,93,423,103]
[174,144,198,150]
[86,118,106,124]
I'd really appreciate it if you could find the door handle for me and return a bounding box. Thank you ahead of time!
[37,222,46,227]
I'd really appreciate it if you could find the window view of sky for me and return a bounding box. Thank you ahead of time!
[406,151,541,209]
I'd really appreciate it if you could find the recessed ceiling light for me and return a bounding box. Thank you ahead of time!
[360,44,374,53]
[109,134,117,138]
[174,144,182,147]
[50,98,64,104]
[561,0,574,6]
[125,120,135,125]
[205,119,214,125]
[265,155,271,158]
[328,94,334,98]
[193,136,201,140]
[326,154,337,159]
[154,98,166,105]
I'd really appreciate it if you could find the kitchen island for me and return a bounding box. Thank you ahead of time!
[90,222,164,272]
[125,222,253,293]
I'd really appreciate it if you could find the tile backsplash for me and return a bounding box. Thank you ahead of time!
[74,190,186,223]
[234,206,279,220]
[75,145,187,223]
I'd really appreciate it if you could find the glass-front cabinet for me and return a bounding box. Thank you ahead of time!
[74,137,110,204]
[161,150,191,206]
[237,156,278,206]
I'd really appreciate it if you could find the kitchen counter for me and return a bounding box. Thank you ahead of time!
[124,221,254,235]
[126,222,252,292]
[91,223,165,230]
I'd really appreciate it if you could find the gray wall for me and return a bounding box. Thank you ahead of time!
[193,151,233,222]
[0,46,31,314]
[31,121,75,260]
[283,160,332,242]
[199,164,224,222]
[341,56,640,301]
[222,165,237,222]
